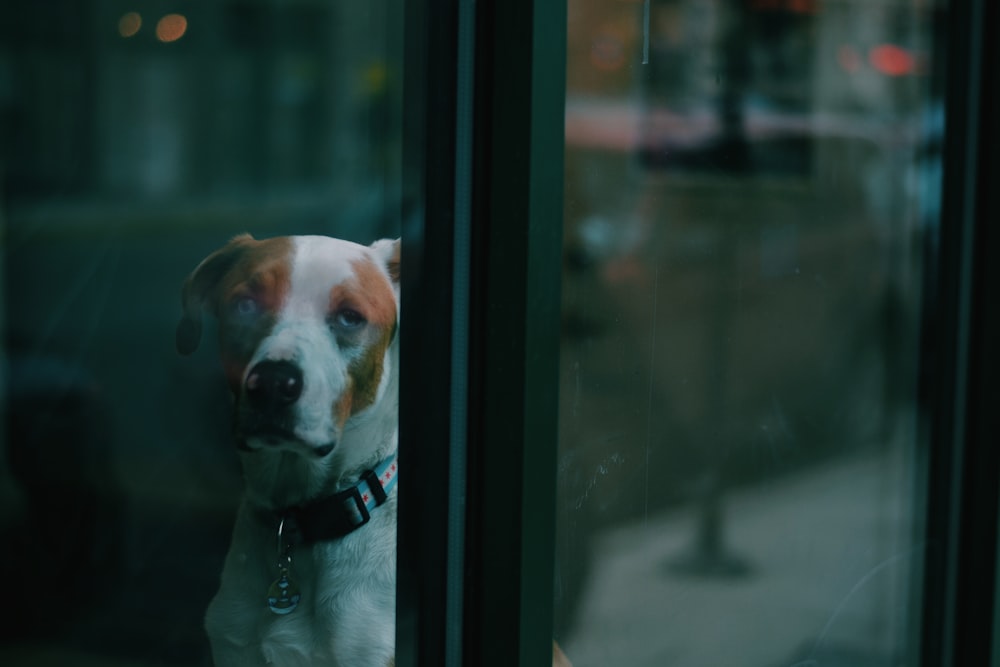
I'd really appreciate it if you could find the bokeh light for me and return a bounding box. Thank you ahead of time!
[869,44,916,77]
[156,14,188,43]
[118,12,142,38]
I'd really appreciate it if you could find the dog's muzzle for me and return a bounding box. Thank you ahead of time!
[237,360,335,457]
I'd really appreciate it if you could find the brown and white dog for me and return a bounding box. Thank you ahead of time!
[178,234,572,667]
[177,234,400,667]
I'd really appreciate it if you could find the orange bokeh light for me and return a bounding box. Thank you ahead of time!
[156,14,188,43]
[118,12,142,38]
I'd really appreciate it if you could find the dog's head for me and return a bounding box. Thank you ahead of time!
[177,234,400,471]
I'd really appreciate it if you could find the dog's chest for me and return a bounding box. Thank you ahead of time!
[207,502,397,667]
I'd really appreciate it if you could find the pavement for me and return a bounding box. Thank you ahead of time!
[561,435,920,667]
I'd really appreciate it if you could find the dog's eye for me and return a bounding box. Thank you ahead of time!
[333,308,366,330]
[233,296,259,318]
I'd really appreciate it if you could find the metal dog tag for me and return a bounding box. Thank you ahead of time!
[267,516,300,615]
[267,569,301,615]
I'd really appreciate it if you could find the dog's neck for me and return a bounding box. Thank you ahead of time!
[240,353,399,512]
[239,436,397,512]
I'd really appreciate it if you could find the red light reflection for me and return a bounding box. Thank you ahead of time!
[869,44,916,76]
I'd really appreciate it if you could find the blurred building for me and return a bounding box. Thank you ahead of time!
[2,0,399,203]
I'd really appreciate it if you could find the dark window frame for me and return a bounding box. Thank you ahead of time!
[397,0,565,664]
[919,0,1000,665]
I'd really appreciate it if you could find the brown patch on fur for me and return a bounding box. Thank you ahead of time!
[347,325,395,414]
[216,237,293,391]
[333,386,354,429]
[329,257,397,330]
[177,234,294,391]
[214,236,294,315]
[328,256,397,416]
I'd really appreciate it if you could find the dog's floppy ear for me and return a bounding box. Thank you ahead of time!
[370,238,400,286]
[176,234,255,355]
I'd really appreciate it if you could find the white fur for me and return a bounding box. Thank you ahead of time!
[204,236,399,667]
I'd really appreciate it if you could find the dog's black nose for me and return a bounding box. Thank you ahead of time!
[245,360,303,409]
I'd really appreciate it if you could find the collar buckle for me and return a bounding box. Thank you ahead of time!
[280,453,397,544]
[340,484,372,530]
[362,468,389,504]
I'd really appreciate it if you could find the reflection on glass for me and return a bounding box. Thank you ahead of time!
[556,1,942,665]
[0,1,401,663]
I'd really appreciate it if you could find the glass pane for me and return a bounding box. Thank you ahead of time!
[1,1,401,663]
[556,1,943,665]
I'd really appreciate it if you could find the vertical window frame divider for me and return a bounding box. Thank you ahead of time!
[398,0,566,665]
[396,0,467,662]
[918,0,999,665]
[464,0,566,664]
[984,2,1000,660]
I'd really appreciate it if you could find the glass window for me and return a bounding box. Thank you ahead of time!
[3,0,996,665]
[1,1,401,662]
[555,1,944,665]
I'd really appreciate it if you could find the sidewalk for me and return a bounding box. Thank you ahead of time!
[562,444,919,667]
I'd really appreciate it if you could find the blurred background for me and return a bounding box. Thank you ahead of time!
[554,0,943,665]
[1,1,401,664]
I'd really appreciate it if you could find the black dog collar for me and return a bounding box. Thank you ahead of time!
[280,454,398,545]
